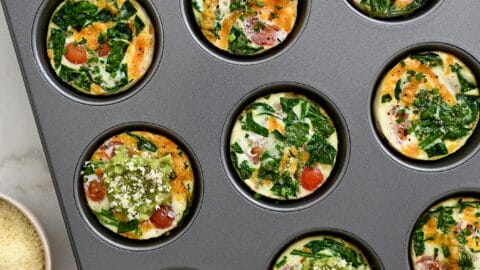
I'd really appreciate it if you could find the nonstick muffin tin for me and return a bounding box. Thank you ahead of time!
[2,0,480,269]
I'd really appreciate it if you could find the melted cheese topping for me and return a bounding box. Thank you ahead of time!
[47,0,155,96]
[230,92,338,200]
[411,197,480,270]
[193,0,298,55]
[273,235,371,270]
[373,51,479,160]
[85,131,194,240]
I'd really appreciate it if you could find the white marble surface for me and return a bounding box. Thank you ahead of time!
[0,3,78,270]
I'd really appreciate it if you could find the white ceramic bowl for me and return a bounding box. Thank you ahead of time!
[0,193,52,270]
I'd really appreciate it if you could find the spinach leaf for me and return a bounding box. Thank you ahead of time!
[241,112,269,137]
[106,40,129,73]
[280,97,300,112]
[247,102,275,113]
[96,209,119,227]
[228,26,263,55]
[126,132,158,152]
[436,207,456,234]
[107,22,133,41]
[236,160,253,179]
[49,28,66,69]
[120,1,137,19]
[134,16,145,36]
[305,105,335,139]
[272,130,285,142]
[459,248,474,270]
[285,122,309,147]
[381,94,392,103]
[394,79,402,100]
[274,256,287,269]
[53,1,98,31]
[270,171,297,199]
[102,64,129,93]
[192,0,201,12]
[451,63,477,93]
[231,142,243,154]
[305,133,337,166]
[117,219,139,233]
[303,238,366,267]
[258,158,280,180]
[95,9,116,22]
[410,52,443,68]
[59,65,92,90]
[442,246,450,258]
[413,230,425,256]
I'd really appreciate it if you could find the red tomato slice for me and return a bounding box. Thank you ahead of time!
[64,43,87,64]
[150,205,174,229]
[300,167,324,191]
[87,180,106,202]
[96,41,110,57]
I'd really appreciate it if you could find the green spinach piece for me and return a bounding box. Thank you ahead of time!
[274,256,287,269]
[270,171,298,199]
[228,26,263,55]
[133,16,145,36]
[49,28,66,69]
[95,9,116,22]
[302,238,366,267]
[442,246,450,258]
[126,132,158,152]
[410,52,443,68]
[459,248,474,270]
[59,65,92,90]
[106,40,129,73]
[381,94,392,103]
[117,219,139,233]
[272,130,285,142]
[280,97,300,112]
[192,0,201,12]
[305,133,337,166]
[258,158,280,181]
[394,79,402,100]
[107,22,133,41]
[248,102,275,113]
[285,122,309,147]
[451,63,477,93]
[236,160,253,179]
[231,142,243,154]
[413,230,425,256]
[305,105,335,139]
[52,1,98,31]
[241,112,269,137]
[102,64,130,93]
[120,1,137,19]
[436,207,456,234]
[96,209,119,227]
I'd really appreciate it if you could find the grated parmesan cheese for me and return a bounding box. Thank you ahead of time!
[0,199,45,270]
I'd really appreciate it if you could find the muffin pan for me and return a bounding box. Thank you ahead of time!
[2,0,480,269]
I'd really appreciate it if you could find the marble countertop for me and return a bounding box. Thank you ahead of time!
[0,3,77,269]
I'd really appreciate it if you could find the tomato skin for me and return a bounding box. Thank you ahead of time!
[87,180,106,202]
[96,41,110,57]
[150,205,174,229]
[64,43,87,64]
[300,167,324,191]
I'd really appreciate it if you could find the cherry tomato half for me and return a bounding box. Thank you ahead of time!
[300,167,324,191]
[150,205,174,229]
[87,180,106,202]
[64,43,87,64]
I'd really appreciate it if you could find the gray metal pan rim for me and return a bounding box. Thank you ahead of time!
[220,81,351,212]
[73,121,204,252]
[31,0,164,106]
[341,0,446,26]
[368,42,480,173]
[267,227,385,270]
[405,187,480,269]
[179,0,311,66]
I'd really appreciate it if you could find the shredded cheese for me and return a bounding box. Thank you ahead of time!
[0,199,45,270]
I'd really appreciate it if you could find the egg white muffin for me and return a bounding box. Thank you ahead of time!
[192,0,297,55]
[411,197,480,270]
[352,0,428,18]
[373,51,479,160]
[273,235,372,270]
[230,92,338,200]
[83,131,194,240]
[47,0,155,95]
